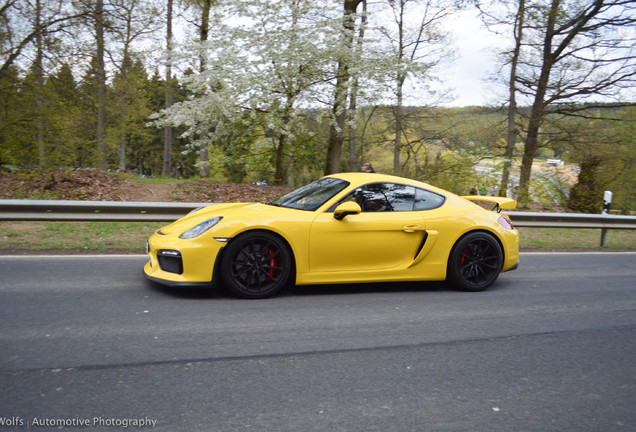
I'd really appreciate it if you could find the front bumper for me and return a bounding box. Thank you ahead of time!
[144,272,214,288]
[143,230,226,287]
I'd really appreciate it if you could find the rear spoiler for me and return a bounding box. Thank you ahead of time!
[461,196,517,212]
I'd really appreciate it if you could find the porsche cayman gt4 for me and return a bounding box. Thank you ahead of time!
[144,173,519,298]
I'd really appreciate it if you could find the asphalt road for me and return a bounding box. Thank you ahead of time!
[1,253,635,432]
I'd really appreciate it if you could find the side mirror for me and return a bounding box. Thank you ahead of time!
[333,201,361,221]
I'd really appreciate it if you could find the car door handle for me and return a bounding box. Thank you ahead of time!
[402,224,421,233]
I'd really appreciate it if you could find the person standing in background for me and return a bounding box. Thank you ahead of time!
[361,163,375,173]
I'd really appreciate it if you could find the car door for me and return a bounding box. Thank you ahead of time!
[308,183,427,273]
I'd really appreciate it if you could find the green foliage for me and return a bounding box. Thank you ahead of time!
[552,108,636,213]
[416,150,482,195]
[569,157,602,213]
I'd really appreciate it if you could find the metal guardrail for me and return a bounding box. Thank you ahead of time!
[1,199,635,228]
[0,199,212,222]
[505,211,636,247]
[506,211,636,230]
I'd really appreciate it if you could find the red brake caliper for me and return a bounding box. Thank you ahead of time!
[268,249,277,279]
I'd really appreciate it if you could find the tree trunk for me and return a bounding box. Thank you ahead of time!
[325,108,346,175]
[162,0,173,177]
[118,136,127,171]
[348,0,367,172]
[274,134,285,185]
[198,0,212,177]
[391,0,408,176]
[35,0,45,167]
[324,0,361,175]
[118,95,127,172]
[347,97,358,172]
[517,0,557,207]
[199,0,211,71]
[118,54,129,172]
[273,105,293,185]
[95,0,107,170]
[393,75,405,175]
[500,0,525,197]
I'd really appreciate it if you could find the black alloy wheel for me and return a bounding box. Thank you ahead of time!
[448,232,504,292]
[221,232,292,299]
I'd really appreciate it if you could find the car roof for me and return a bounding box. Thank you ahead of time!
[326,172,436,190]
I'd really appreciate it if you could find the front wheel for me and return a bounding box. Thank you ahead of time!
[447,232,503,292]
[221,232,293,299]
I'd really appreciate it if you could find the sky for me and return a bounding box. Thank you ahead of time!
[438,7,636,107]
[389,7,509,108]
[439,9,507,107]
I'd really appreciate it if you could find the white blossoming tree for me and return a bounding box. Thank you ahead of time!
[153,0,342,184]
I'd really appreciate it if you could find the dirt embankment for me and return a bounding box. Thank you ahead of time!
[0,169,294,203]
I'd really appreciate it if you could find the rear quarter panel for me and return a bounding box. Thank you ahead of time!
[420,199,519,274]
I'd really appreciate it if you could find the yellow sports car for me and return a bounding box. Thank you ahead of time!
[144,173,519,298]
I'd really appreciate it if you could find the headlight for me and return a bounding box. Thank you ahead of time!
[179,217,223,239]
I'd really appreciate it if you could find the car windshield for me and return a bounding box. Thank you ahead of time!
[268,178,350,211]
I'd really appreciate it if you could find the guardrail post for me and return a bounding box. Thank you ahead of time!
[601,191,612,247]
[600,228,607,247]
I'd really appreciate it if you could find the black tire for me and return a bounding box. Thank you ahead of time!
[221,231,293,299]
[447,232,503,292]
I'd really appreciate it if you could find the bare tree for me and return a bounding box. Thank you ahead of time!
[477,0,527,197]
[0,0,86,80]
[377,0,456,175]
[500,0,525,197]
[108,0,162,172]
[1,0,87,167]
[515,0,636,206]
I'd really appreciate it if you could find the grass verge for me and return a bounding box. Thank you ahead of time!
[517,227,636,250]
[0,221,162,253]
[1,222,635,254]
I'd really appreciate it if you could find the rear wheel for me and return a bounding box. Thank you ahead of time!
[221,232,292,299]
[448,232,503,292]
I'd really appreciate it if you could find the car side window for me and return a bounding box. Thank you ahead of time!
[337,183,416,212]
[414,187,445,210]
